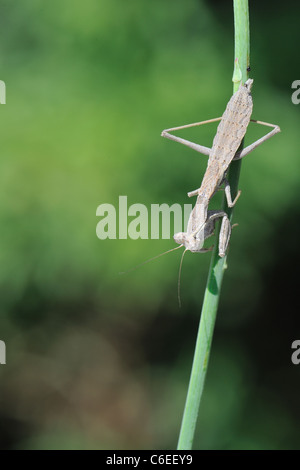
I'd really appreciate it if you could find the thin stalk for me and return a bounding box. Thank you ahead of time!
[177,0,250,451]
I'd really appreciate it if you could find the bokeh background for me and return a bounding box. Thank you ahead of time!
[0,0,300,450]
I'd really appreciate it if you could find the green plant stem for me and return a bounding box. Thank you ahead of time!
[177,0,250,451]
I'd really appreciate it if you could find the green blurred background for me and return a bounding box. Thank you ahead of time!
[0,0,300,449]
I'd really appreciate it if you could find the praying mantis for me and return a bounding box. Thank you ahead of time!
[161,78,280,257]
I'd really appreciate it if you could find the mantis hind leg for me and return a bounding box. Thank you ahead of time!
[234,119,281,160]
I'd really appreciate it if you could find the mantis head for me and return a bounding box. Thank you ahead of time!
[173,229,213,254]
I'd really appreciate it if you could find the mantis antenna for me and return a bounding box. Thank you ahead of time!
[178,248,187,309]
[119,244,184,275]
